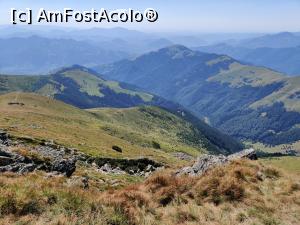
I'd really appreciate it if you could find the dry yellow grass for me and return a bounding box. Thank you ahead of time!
[0,156,299,224]
[100,160,300,225]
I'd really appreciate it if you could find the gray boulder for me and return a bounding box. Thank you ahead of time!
[18,163,36,174]
[0,156,14,166]
[228,148,257,160]
[176,148,257,176]
[52,158,76,177]
[172,152,194,161]
[0,130,10,145]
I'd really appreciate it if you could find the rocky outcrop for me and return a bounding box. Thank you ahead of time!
[89,157,164,176]
[0,156,14,166]
[176,148,257,176]
[0,130,10,145]
[98,163,126,175]
[0,130,78,176]
[227,148,258,160]
[172,152,194,161]
[0,130,164,177]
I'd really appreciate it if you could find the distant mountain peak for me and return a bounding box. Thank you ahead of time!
[160,45,191,52]
[157,45,196,59]
[54,65,101,77]
[274,32,295,37]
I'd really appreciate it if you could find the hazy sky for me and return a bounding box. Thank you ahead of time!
[1,0,300,33]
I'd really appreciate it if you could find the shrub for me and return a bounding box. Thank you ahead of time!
[264,167,280,179]
[0,196,17,216]
[46,193,58,205]
[175,209,198,223]
[112,145,123,153]
[103,188,149,224]
[262,217,281,225]
[145,174,172,190]
[236,212,247,222]
[159,193,174,206]
[107,207,131,225]
[19,199,42,216]
[289,182,300,193]
[152,141,161,149]
[60,191,87,215]
[195,165,247,204]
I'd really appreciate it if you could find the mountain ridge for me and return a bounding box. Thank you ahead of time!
[96,45,300,146]
[197,43,300,76]
[0,65,243,154]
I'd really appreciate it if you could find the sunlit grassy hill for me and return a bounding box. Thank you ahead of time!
[0,65,155,109]
[0,92,237,165]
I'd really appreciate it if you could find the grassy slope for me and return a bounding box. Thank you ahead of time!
[260,157,300,175]
[0,66,154,107]
[0,75,46,93]
[61,67,153,102]
[208,62,283,88]
[251,76,300,112]
[88,107,208,156]
[0,92,212,165]
[210,62,300,113]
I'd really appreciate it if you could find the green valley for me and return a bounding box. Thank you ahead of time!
[97,45,300,149]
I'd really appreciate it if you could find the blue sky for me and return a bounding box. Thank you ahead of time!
[1,0,300,33]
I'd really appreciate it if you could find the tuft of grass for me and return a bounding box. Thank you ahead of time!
[151,141,161,149]
[0,194,17,216]
[175,209,198,223]
[263,167,280,179]
[236,212,247,223]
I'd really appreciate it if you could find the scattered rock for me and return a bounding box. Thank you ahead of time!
[176,148,257,176]
[145,164,156,172]
[0,147,12,157]
[18,163,36,174]
[82,176,89,189]
[0,156,14,166]
[256,171,265,181]
[66,176,89,189]
[172,152,194,161]
[0,130,10,145]
[91,157,163,176]
[0,163,37,174]
[45,172,63,179]
[98,163,126,175]
[109,179,121,187]
[145,172,152,178]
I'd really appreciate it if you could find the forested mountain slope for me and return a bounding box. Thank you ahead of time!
[96,45,300,146]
